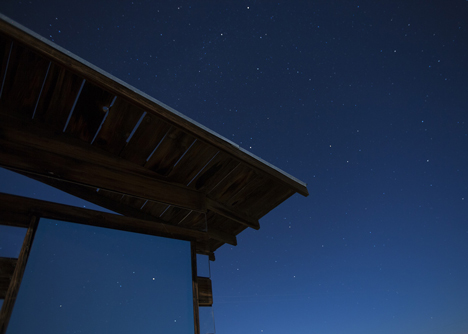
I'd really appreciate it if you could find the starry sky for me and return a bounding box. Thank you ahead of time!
[1,1,468,333]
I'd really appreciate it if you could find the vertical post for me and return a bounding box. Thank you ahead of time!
[191,241,200,334]
[0,216,38,334]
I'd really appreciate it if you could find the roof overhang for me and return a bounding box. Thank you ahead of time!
[0,14,308,257]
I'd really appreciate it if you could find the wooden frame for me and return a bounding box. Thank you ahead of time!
[0,13,306,334]
[0,216,38,334]
[0,14,308,256]
[0,192,211,334]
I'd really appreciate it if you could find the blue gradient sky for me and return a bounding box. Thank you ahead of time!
[1,1,468,333]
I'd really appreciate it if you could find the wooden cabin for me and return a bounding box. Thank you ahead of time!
[0,14,308,334]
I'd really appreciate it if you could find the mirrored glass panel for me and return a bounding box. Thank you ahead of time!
[0,225,27,258]
[199,306,216,334]
[7,218,195,334]
[196,254,211,278]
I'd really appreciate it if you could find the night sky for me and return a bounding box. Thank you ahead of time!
[1,1,468,333]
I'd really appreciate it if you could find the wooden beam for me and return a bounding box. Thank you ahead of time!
[197,277,213,307]
[0,112,206,213]
[0,211,30,228]
[191,243,201,334]
[206,229,237,246]
[0,258,16,299]
[15,171,165,221]
[0,113,262,233]
[10,173,237,247]
[206,197,260,230]
[0,192,209,243]
[20,171,260,236]
[0,14,309,197]
[0,216,37,334]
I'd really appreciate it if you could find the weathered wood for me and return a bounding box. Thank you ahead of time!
[188,151,240,192]
[191,242,200,334]
[65,80,115,143]
[208,163,258,202]
[206,197,260,230]
[92,97,144,154]
[0,112,206,212]
[140,201,170,218]
[0,192,209,243]
[0,216,37,334]
[13,171,173,222]
[0,211,30,228]
[197,277,213,307]
[145,127,195,177]
[120,113,171,165]
[0,34,12,98]
[159,206,192,225]
[7,173,238,246]
[0,42,49,119]
[166,139,219,186]
[0,15,310,256]
[0,15,309,196]
[33,62,83,131]
[206,211,243,247]
[206,227,237,246]
[240,182,296,219]
[119,194,147,211]
[178,211,206,231]
[0,257,17,299]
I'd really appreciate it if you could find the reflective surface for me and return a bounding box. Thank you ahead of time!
[7,218,194,333]
[0,225,26,258]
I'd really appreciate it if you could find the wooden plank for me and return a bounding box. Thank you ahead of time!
[178,211,206,231]
[145,127,195,177]
[206,197,260,230]
[188,151,240,192]
[0,211,30,228]
[33,63,83,131]
[206,222,237,246]
[191,242,200,334]
[166,140,219,186]
[207,163,258,203]
[197,277,213,307]
[0,192,209,242]
[120,113,171,165]
[1,111,265,235]
[237,180,296,219]
[92,97,144,154]
[0,34,12,97]
[13,172,170,222]
[0,15,308,196]
[0,258,16,299]
[205,212,237,246]
[0,42,49,119]
[141,201,170,218]
[0,112,206,212]
[159,206,192,225]
[0,191,233,253]
[119,194,147,211]
[223,172,268,209]
[65,80,115,143]
[0,139,205,212]
[0,216,37,334]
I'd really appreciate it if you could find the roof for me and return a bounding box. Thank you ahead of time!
[0,14,308,258]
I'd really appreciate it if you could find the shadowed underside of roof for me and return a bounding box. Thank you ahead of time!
[0,14,308,258]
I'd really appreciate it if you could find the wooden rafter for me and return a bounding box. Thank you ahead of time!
[0,14,309,197]
[0,112,206,212]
